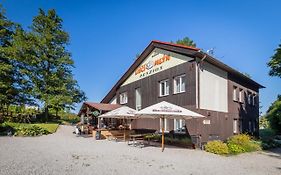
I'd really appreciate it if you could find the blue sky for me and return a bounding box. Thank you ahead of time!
[2,0,281,114]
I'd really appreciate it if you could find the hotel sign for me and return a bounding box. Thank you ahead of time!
[135,55,171,78]
[121,48,193,86]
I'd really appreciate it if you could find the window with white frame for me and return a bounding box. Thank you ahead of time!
[174,119,185,132]
[247,92,252,105]
[160,118,168,132]
[174,74,186,94]
[135,88,141,110]
[239,89,243,103]
[233,119,238,134]
[119,92,128,104]
[233,86,237,101]
[159,79,169,97]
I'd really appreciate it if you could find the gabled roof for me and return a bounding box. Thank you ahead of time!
[101,40,264,103]
[78,102,121,116]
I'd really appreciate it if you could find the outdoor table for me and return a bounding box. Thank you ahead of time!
[128,134,144,147]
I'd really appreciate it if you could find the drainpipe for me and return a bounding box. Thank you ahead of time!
[196,50,207,109]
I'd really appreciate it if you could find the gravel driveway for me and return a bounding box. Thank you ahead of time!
[0,125,280,175]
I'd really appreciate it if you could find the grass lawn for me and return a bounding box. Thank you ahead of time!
[1,122,59,133]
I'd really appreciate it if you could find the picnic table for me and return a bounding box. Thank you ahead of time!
[128,134,145,147]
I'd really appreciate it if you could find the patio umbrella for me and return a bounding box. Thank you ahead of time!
[135,101,205,152]
[98,106,137,141]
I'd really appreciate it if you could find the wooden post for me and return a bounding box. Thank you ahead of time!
[161,117,165,152]
[123,118,126,141]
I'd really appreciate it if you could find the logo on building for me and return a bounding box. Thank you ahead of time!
[134,55,171,77]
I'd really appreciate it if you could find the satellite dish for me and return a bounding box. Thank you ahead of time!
[207,48,215,55]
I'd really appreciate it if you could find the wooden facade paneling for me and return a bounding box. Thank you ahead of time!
[117,61,197,109]
[100,41,262,143]
[115,59,260,142]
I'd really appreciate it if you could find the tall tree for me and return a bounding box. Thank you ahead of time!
[0,5,36,121]
[267,42,281,77]
[26,9,85,120]
[0,5,16,117]
[266,95,281,134]
[266,41,281,133]
[172,37,197,47]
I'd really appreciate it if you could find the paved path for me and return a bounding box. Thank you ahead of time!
[0,125,280,175]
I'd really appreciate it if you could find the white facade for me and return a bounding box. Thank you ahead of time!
[199,62,228,112]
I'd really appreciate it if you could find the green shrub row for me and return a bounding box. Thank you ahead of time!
[14,125,50,136]
[205,134,262,155]
[144,133,192,145]
[1,122,51,136]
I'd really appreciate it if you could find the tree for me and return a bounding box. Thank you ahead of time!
[25,9,86,120]
[0,5,36,122]
[266,95,281,134]
[172,37,197,47]
[259,115,269,129]
[0,5,17,117]
[267,42,281,77]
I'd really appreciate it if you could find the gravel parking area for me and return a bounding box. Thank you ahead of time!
[0,125,280,175]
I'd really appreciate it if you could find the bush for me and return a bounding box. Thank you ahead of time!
[144,133,161,141]
[205,140,229,155]
[261,139,281,149]
[227,134,261,154]
[0,124,14,136]
[260,128,276,139]
[14,125,50,136]
[1,122,52,136]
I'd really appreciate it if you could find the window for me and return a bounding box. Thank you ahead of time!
[239,89,243,103]
[233,86,237,101]
[233,119,238,134]
[159,79,169,97]
[160,118,168,132]
[135,88,141,111]
[174,74,186,94]
[249,121,252,133]
[119,92,128,104]
[247,92,252,105]
[239,120,243,133]
[252,94,256,106]
[253,120,256,132]
[174,119,185,132]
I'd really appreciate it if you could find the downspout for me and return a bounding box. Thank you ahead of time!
[196,50,207,109]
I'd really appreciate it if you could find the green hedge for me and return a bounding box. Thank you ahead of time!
[1,122,59,136]
[14,125,50,136]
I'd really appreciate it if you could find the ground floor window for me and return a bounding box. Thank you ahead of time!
[160,118,168,132]
[174,119,185,133]
[233,119,239,134]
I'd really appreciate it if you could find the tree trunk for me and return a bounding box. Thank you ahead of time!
[44,106,49,122]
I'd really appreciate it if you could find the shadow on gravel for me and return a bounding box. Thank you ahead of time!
[263,148,281,159]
